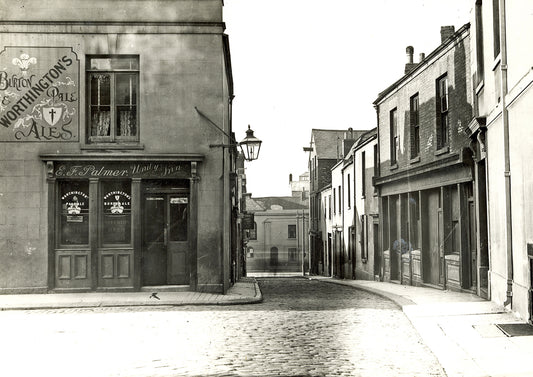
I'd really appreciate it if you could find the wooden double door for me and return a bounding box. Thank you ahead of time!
[142,192,189,286]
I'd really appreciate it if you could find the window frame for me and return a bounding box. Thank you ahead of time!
[288,224,296,239]
[361,151,366,197]
[410,93,420,158]
[436,75,449,149]
[86,55,140,144]
[390,108,399,165]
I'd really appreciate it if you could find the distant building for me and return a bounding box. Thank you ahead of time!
[373,24,477,292]
[289,172,309,200]
[352,129,379,281]
[467,0,533,321]
[306,128,366,275]
[245,195,308,276]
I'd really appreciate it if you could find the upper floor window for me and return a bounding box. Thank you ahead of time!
[347,174,351,208]
[338,185,342,214]
[410,94,420,158]
[333,188,336,214]
[361,151,366,197]
[436,75,449,149]
[492,0,500,58]
[390,108,399,165]
[87,56,139,143]
[288,224,296,239]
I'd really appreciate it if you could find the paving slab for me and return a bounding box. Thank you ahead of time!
[310,276,533,377]
[0,278,262,310]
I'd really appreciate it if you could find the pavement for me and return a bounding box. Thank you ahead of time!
[0,277,262,310]
[310,276,533,377]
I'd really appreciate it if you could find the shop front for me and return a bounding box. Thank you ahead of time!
[41,156,202,292]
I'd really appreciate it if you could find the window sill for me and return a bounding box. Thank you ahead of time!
[410,156,420,164]
[475,80,485,95]
[81,143,145,151]
[390,162,398,170]
[492,54,502,71]
[435,146,449,156]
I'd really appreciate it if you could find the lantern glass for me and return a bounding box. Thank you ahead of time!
[239,125,262,161]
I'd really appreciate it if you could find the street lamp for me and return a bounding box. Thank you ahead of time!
[239,125,262,161]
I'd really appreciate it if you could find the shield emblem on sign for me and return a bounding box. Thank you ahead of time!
[43,106,63,126]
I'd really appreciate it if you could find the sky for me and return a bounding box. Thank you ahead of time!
[224,0,472,197]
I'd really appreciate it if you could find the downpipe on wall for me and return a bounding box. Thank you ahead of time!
[499,0,513,308]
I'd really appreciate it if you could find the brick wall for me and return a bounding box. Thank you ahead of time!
[377,28,472,179]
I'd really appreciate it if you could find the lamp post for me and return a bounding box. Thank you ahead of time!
[239,125,262,161]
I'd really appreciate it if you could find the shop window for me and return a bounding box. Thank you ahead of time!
[59,181,89,245]
[87,56,139,143]
[102,181,132,245]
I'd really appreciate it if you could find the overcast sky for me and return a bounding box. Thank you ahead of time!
[224,0,472,197]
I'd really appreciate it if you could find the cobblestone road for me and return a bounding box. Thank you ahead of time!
[0,278,445,377]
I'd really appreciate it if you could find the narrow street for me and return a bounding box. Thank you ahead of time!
[0,278,445,377]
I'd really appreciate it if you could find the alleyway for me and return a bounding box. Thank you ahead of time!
[0,278,445,377]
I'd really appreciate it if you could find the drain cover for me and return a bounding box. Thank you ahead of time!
[496,323,533,337]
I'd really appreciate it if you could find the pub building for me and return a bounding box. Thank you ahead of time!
[0,0,241,294]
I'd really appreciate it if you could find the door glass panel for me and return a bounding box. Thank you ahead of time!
[102,180,131,244]
[144,196,165,243]
[59,181,89,245]
[169,197,188,242]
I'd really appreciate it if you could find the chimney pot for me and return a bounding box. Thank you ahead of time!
[406,46,414,64]
[419,52,426,61]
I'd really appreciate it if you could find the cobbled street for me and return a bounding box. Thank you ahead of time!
[0,278,445,377]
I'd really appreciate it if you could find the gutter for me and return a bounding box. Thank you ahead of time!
[500,0,513,307]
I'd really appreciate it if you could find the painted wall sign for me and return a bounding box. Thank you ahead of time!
[0,47,79,141]
[54,162,191,179]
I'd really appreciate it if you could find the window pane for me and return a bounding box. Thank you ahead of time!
[169,197,188,241]
[144,196,165,243]
[102,181,131,244]
[91,107,111,136]
[60,181,89,245]
[116,106,137,136]
[90,58,139,70]
[91,74,110,105]
[90,74,111,136]
[116,74,137,105]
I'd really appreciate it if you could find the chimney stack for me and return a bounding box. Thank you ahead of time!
[405,46,417,74]
[440,26,455,44]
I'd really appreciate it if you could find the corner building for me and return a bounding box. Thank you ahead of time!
[0,0,236,294]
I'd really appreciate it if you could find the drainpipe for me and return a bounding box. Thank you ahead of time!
[499,0,513,307]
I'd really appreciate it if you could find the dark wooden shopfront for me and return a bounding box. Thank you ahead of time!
[41,156,201,292]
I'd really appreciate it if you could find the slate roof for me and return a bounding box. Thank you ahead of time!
[246,196,308,212]
[311,129,368,159]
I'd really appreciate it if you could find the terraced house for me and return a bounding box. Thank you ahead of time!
[0,0,240,294]
[373,24,479,293]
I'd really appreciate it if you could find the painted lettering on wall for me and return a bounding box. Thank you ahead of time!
[54,162,191,179]
[0,47,79,142]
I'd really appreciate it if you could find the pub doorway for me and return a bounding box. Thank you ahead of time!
[142,180,190,286]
